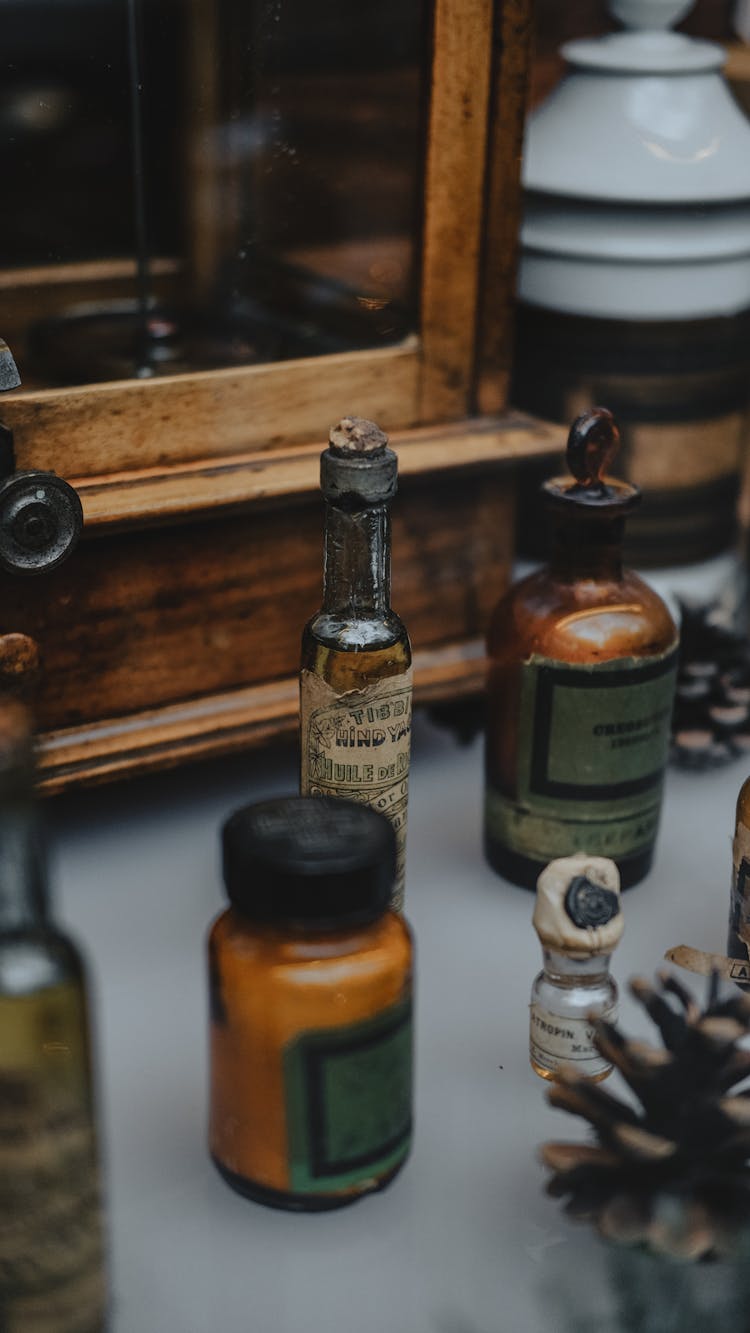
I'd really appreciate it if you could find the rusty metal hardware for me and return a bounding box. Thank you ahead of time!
[0,448,84,575]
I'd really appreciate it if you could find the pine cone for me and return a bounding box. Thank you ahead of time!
[540,970,750,1261]
[671,600,750,770]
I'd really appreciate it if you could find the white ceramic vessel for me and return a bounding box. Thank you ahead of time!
[519,0,750,319]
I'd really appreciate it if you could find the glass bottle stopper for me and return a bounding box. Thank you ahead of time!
[544,407,639,513]
[567,407,620,494]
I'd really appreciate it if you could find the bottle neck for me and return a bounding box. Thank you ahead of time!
[543,948,611,981]
[548,513,625,581]
[322,501,391,617]
[0,798,48,931]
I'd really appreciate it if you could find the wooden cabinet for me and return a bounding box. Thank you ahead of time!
[0,0,563,789]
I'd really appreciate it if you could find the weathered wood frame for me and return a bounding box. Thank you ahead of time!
[0,0,562,789]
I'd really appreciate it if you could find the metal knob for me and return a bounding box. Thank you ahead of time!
[0,470,83,575]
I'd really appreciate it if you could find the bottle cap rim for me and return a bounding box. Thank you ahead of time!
[222,796,396,927]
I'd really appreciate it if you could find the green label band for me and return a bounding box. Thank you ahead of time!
[283,996,412,1195]
[488,647,678,864]
[485,787,663,862]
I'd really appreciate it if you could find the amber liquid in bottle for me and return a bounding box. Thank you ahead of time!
[300,419,412,908]
[485,409,678,890]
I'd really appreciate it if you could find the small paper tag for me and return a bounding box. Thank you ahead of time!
[664,943,750,985]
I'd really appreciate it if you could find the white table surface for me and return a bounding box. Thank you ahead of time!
[46,710,750,1332]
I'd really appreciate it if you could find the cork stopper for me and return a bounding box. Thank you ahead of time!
[533,853,624,958]
[543,408,639,515]
[321,416,398,504]
[328,417,389,456]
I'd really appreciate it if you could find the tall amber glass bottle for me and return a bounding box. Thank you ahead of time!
[208,795,413,1211]
[300,417,412,909]
[728,778,750,985]
[485,408,678,890]
[0,702,106,1331]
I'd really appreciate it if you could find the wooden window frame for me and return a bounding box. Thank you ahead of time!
[3,0,534,481]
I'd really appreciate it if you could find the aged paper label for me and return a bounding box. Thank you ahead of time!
[729,821,750,981]
[529,1001,616,1078]
[0,984,106,1330]
[300,667,412,910]
[665,943,750,986]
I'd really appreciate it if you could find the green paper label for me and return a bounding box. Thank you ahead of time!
[283,996,412,1195]
[486,646,678,863]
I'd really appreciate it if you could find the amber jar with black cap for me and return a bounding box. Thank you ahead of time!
[208,795,413,1211]
[484,408,678,891]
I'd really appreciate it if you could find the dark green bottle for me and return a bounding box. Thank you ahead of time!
[0,702,107,1332]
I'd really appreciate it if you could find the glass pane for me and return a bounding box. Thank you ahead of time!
[1,0,425,388]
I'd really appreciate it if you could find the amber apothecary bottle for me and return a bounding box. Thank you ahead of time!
[300,417,412,910]
[728,777,750,986]
[208,795,413,1212]
[0,702,106,1331]
[485,408,678,890]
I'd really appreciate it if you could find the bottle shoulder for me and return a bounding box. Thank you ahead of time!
[303,610,410,656]
[532,968,617,1016]
[488,565,677,665]
[0,926,86,997]
[301,620,412,692]
[210,909,412,984]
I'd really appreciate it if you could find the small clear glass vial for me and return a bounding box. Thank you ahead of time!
[529,853,623,1082]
